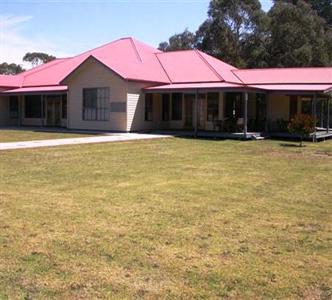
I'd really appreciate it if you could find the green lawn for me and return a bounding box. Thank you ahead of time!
[0,129,94,142]
[0,138,331,299]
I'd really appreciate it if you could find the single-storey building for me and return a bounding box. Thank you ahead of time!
[0,37,331,140]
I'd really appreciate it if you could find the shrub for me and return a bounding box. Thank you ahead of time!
[288,114,315,146]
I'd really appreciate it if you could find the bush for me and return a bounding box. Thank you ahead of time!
[288,114,315,146]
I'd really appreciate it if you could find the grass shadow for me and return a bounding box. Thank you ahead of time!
[279,143,304,148]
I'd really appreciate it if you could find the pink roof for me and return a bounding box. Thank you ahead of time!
[22,37,170,86]
[0,75,22,88]
[0,37,332,94]
[197,51,242,84]
[2,85,67,94]
[324,86,332,93]
[0,38,171,89]
[234,68,332,84]
[251,84,332,92]
[145,82,245,91]
[155,50,241,84]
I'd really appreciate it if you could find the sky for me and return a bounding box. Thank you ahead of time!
[0,0,273,67]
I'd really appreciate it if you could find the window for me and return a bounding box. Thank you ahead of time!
[256,93,267,121]
[25,95,42,118]
[301,97,312,114]
[9,96,19,119]
[289,95,298,118]
[207,93,219,121]
[83,88,109,121]
[62,95,67,119]
[162,94,170,121]
[225,93,243,118]
[171,93,182,121]
[145,94,153,121]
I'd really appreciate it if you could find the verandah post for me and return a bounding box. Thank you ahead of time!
[194,89,198,138]
[265,93,270,133]
[313,93,317,142]
[243,92,248,139]
[327,96,331,134]
[41,95,44,127]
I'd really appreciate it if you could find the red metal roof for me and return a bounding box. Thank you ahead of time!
[0,75,22,88]
[196,51,243,84]
[145,82,245,91]
[1,85,68,94]
[1,37,332,94]
[250,84,332,92]
[155,50,242,84]
[234,68,332,84]
[324,86,332,93]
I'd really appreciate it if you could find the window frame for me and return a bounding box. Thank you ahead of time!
[82,87,110,121]
[9,96,19,119]
[144,94,153,121]
[162,94,170,121]
[25,95,42,118]
[171,93,183,121]
[301,97,312,114]
[224,93,243,118]
[62,95,67,119]
[206,92,219,121]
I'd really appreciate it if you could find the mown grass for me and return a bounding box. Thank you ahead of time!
[0,129,93,142]
[0,138,331,299]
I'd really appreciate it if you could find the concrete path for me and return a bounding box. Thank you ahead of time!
[0,133,172,151]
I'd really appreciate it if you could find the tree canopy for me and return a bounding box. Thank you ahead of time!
[0,63,25,75]
[269,0,332,67]
[158,29,196,51]
[23,52,56,67]
[196,0,269,67]
[159,0,332,68]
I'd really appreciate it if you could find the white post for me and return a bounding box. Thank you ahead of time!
[313,93,317,142]
[41,95,44,127]
[327,96,330,133]
[265,93,270,132]
[194,89,198,138]
[243,92,248,139]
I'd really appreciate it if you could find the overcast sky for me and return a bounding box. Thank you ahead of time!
[0,0,273,66]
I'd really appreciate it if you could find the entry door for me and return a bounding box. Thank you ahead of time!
[184,94,195,128]
[46,96,61,126]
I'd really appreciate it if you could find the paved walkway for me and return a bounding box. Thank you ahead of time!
[0,133,172,151]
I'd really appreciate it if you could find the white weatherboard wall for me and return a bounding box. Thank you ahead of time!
[126,82,156,132]
[64,58,128,131]
[127,93,140,131]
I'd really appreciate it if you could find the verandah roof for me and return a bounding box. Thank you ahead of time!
[144,82,332,94]
[0,85,68,95]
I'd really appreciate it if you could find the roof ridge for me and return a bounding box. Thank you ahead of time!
[231,69,245,84]
[155,54,172,83]
[157,49,196,55]
[129,37,143,63]
[194,49,225,82]
[196,50,239,70]
[73,37,130,58]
